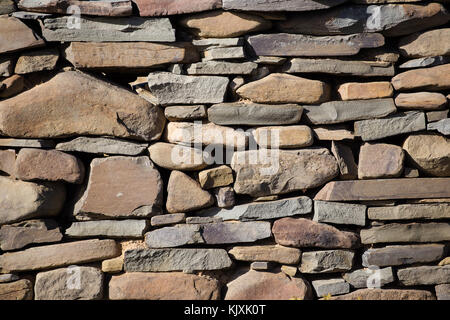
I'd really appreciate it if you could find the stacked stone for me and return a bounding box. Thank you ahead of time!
[0,0,449,301]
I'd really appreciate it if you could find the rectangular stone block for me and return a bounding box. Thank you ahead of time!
[313,201,366,226]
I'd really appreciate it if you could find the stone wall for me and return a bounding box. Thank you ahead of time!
[0,0,449,301]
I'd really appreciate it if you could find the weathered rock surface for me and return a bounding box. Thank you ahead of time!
[223,0,348,12]
[435,284,450,300]
[0,274,19,284]
[35,266,104,300]
[228,245,301,264]
[399,56,450,69]
[0,16,44,54]
[313,201,366,226]
[15,48,59,74]
[124,248,232,272]
[314,126,355,141]
[231,148,338,197]
[391,64,450,91]
[225,269,312,300]
[203,46,245,61]
[327,288,435,300]
[403,134,450,177]
[237,73,330,104]
[0,71,165,141]
[66,220,149,239]
[0,219,62,251]
[56,137,148,156]
[145,224,204,248]
[199,165,233,189]
[273,218,359,249]
[0,55,14,77]
[0,74,25,99]
[399,28,450,58]
[395,92,447,110]
[300,250,354,273]
[0,177,66,225]
[109,272,220,300]
[397,266,450,286]
[428,119,450,135]
[202,221,272,244]
[358,143,404,179]
[0,149,15,176]
[343,267,394,289]
[148,143,210,171]
[427,110,449,123]
[0,138,54,148]
[312,279,350,297]
[18,0,133,16]
[331,141,358,180]
[186,61,257,75]
[214,187,236,208]
[74,157,163,219]
[253,126,314,149]
[0,0,14,15]
[338,82,393,100]
[368,204,450,220]
[134,0,221,17]
[150,213,186,227]
[0,280,33,300]
[164,105,207,122]
[0,239,119,273]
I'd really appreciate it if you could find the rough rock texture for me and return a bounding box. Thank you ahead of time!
[358,143,405,179]
[0,16,44,54]
[17,0,133,16]
[327,288,435,300]
[56,137,148,156]
[223,0,347,11]
[148,143,210,171]
[145,224,204,248]
[397,266,450,286]
[198,165,233,189]
[0,149,15,176]
[331,141,358,180]
[0,280,33,300]
[300,250,354,273]
[164,105,207,122]
[435,284,450,300]
[313,201,366,226]
[368,204,450,220]
[228,245,301,264]
[343,267,394,289]
[395,92,447,110]
[253,126,314,149]
[202,221,272,244]
[338,82,394,100]
[134,0,222,17]
[428,119,450,135]
[391,64,450,91]
[15,48,59,74]
[399,29,450,58]
[66,220,149,239]
[312,278,350,297]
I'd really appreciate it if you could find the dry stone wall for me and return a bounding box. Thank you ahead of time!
[0,0,450,301]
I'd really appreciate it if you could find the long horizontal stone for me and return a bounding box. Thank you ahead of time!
[208,103,303,126]
[360,223,450,244]
[145,224,204,248]
[312,279,350,297]
[313,126,355,141]
[314,178,450,201]
[362,244,446,267]
[435,284,450,301]
[0,274,19,284]
[397,266,450,286]
[186,61,257,75]
[368,204,450,220]
[253,126,314,149]
[56,137,148,156]
[354,111,426,141]
[395,92,447,110]
[303,99,396,125]
[0,239,120,273]
[282,58,395,77]
[65,220,149,238]
[0,138,55,148]
[0,16,45,54]
[199,196,312,221]
[203,46,246,61]
[399,56,450,69]
[202,221,272,244]
[148,142,210,171]
[399,29,450,58]
[124,248,232,272]
[343,267,394,289]
[300,250,354,273]
[222,0,348,11]
[247,33,385,57]
[428,119,450,135]
[133,0,221,16]
[18,0,133,16]
[327,288,435,300]
[228,245,301,265]
[41,16,176,42]
[150,213,186,227]
[313,201,366,226]
[391,64,450,91]
[0,280,33,300]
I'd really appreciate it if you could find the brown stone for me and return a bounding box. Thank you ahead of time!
[253,126,314,149]
[358,143,404,179]
[0,16,45,54]
[134,0,222,16]
[327,288,435,300]
[0,74,25,99]
[228,245,301,264]
[331,141,358,180]
[399,28,450,58]
[0,149,15,176]
[395,92,447,110]
[392,64,450,91]
[272,217,360,249]
[315,178,450,201]
[179,11,271,38]
[15,48,59,74]
[64,42,199,70]
[403,134,450,177]
[166,170,214,213]
[75,156,163,219]
[148,142,210,171]
[237,73,330,104]
[0,280,33,300]
[313,125,355,141]
[0,71,165,141]
[109,272,220,300]
[338,82,393,101]
[18,0,133,16]
[198,165,233,189]
[150,213,186,227]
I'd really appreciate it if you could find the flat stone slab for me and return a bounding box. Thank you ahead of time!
[338,81,394,100]
[0,138,55,148]
[314,178,450,201]
[368,204,450,220]
[391,64,450,91]
[358,143,404,179]
[124,248,232,272]
[395,92,447,110]
[201,221,272,244]
[435,284,450,300]
[327,288,435,300]
[164,105,207,122]
[0,274,19,284]
[148,143,210,171]
[186,61,257,75]
[428,119,450,135]
[312,279,350,297]
[343,267,394,289]
[222,0,348,12]
[18,0,133,16]
[145,224,204,248]
[399,28,450,58]
[228,245,301,265]
[331,141,358,180]
[203,46,246,61]
[15,48,59,74]
[300,250,354,274]
[65,220,149,239]
[253,125,314,149]
[313,201,366,226]
[397,266,450,286]
[150,213,186,227]
[313,126,355,141]
[0,279,33,300]
[56,137,148,156]
[133,0,222,17]
[399,56,450,69]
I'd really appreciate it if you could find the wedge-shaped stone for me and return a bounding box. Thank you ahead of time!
[231,148,338,197]
[0,177,66,225]
[358,143,404,179]
[313,201,366,226]
[397,266,450,286]
[147,72,228,105]
[164,105,207,122]
[392,64,450,91]
[18,0,132,16]
[65,220,149,239]
[223,0,348,12]
[228,245,301,265]
[0,71,165,141]
[327,288,435,300]
[312,279,350,298]
[0,280,33,300]
[179,11,271,38]
[0,219,62,251]
[0,239,119,273]
[208,103,303,126]
[35,267,104,300]
[277,3,450,37]
[148,142,210,171]
[74,156,163,220]
[315,178,450,201]
[273,218,359,249]
[338,82,394,100]
[343,267,394,289]
[186,61,257,75]
[225,269,312,300]
[395,92,447,110]
[428,119,450,136]
[134,0,221,17]
[368,204,450,220]
[331,141,358,180]
[303,99,396,125]
[56,137,148,156]
[124,248,232,272]
[41,16,175,42]
[354,111,426,141]
[300,250,354,274]
[0,16,45,54]
[109,272,220,300]
[253,126,314,149]
[145,224,204,248]
[247,33,385,57]
[202,221,272,244]
[65,42,198,70]
[399,28,450,58]
[361,223,450,244]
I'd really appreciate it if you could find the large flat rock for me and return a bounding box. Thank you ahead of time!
[56,137,148,156]
[399,28,450,58]
[223,0,348,11]
[145,224,204,248]
[18,0,133,16]
[133,0,221,16]
[397,266,450,286]
[201,221,272,244]
[327,288,434,300]
[392,64,450,91]
[368,204,450,220]
[0,16,45,54]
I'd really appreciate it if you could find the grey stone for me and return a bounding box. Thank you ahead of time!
[303,99,396,125]
[331,141,358,180]
[186,61,257,75]
[368,204,450,220]
[0,138,55,148]
[203,46,246,61]
[435,284,450,300]
[150,214,186,227]
[35,266,104,300]
[428,119,450,135]
[147,72,229,105]
[0,0,14,15]
[145,224,204,248]
[313,125,355,141]
[14,48,59,74]
[65,220,149,239]
[0,219,62,251]
[397,266,450,286]
[312,279,350,297]
[361,223,450,244]
[250,262,273,271]
[56,137,148,156]
[148,142,211,171]
[300,250,354,274]
[199,196,312,221]
[186,217,223,224]
[427,110,449,123]
[283,58,395,77]
[252,56,286,65]
[399,56,450,69]
[208,103,303,126]
[164,105,207,122]
[41,16,175,42]
[354,111,426,141]
[192,38,243,48]
[0,274,19,283]
[124,248,233,272]
[343,267,394,289]
[214,187,236,208]
[202,221,272,244]
[313,201,366,226]
[223,0,348,12]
